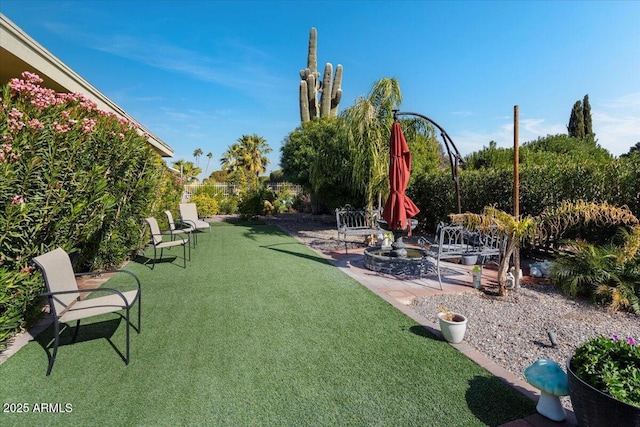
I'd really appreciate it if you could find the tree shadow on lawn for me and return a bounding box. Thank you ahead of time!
[132,254,181,269]
[34,317,126,373]
[466,376,537,426]
[408,326,537,425]
[241,222,289,242]
[260,243,333,266]
[408,324,441,341]
[262,213,336,232]
[230,220,267,228]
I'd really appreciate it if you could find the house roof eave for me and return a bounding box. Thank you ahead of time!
[0,13,173,157]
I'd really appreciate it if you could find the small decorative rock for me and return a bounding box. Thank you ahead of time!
[524,358,569,421]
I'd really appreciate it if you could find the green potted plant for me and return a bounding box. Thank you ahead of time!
[437,304,467,344]
[567,335,640,427]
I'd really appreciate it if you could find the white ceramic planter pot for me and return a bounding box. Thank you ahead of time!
[461,255,477,265]
[437,312,468,344]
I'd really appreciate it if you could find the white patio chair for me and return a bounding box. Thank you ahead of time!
[179,203,211,243]
[145,217,190,269]
[32,247,141,376]
[165,210,195,247]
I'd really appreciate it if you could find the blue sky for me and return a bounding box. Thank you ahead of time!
[2,1,639,175]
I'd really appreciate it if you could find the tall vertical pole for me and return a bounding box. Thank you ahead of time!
[513,105,520,290]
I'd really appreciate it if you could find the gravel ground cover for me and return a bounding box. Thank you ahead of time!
[411,283,639,410]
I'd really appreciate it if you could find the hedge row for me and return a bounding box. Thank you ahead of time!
[408,157,640,233]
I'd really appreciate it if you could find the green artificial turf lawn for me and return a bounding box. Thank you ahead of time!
[0,222,535,426]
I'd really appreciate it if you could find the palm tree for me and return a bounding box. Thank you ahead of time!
[222,142,249,186]
[191,148,204,182]
[450,207,537,296]
[239,134,272,179]
[193,148,203,167]
[204,152,213,176]
[172,160,201,183]
[221,135,272,187]
[341,77,402,211]
[173,159,186,180]
[221,143,241,172]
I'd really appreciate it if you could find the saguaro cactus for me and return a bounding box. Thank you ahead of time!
[299,27,343,122]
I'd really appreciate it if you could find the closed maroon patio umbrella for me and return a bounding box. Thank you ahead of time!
[381,120,420,233]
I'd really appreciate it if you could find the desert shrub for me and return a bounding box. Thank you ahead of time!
[190,193,218,217]
[151,169,185,230]
[291,193,312,213]
[551,237,640,314]
[263,200,276,216]
[194,184,241,214]
[194,184,220,198]
[271,185,295,214]
[237,186,296,218]
[237,189,265,219]
[217,195,238,214]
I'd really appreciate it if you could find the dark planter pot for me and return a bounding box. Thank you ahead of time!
[567,357,640,427]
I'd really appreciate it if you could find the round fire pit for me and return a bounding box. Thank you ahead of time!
[364,246,436,276]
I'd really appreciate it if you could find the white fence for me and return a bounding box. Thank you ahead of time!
[183,182,303,199]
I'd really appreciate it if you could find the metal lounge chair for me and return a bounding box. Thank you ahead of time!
[145,217,190,269]
[32,247,141,376]
[179,203,211,236]
[165,210,195,247]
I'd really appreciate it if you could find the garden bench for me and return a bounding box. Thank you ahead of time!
[423,223,506,289]
[335,205,381,253]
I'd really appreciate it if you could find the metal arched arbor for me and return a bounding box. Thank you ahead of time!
[393,110,464,214]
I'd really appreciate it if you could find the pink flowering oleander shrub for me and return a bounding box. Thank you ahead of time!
[0,71,180,348]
